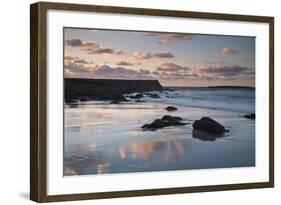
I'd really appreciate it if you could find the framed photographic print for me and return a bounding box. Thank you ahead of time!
[30,1,274,202]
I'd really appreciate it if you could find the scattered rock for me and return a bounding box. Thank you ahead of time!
[79,97,89,102]
[129,93,143,99]
[165,106,177,111]
[192,130,222,141]
[243,113,255,119]
[192,117,227,135]
[147,93,160,98]
[68,104,79,108]
[110,100,121,104]
[164,88,174,92]
[142,115,186,130]
[65,98,79,103]
[161,115,183,121]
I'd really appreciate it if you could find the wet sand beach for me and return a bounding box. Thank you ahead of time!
[64,88,255,176]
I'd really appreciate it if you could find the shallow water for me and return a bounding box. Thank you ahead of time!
[64,88,255,176]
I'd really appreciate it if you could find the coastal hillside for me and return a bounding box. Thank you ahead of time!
[64,78,163,102]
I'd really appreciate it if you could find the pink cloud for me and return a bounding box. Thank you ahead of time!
[159,34,192,44]
[137,32,164,36]
[116,61,135,66]
[157,62,190,72]
[133,52,153,60]
[220,47,238,55]
[153,51,174,58]
[196,63,252,77]
[133,51,175,60]
[65,39,125,55]
[137,32,193,45]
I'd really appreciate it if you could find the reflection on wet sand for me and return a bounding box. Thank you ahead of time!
[119,139,188,162]
[64,100,255,175]
[97,161,111,174]
[64,155,105,176]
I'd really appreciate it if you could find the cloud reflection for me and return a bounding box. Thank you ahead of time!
[118,139,188,162]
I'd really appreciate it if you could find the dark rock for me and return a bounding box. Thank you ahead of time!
[108,95,128,102]
[64,78,163,103]
[79,97,89,102]
[161,115,183,122]
[110,100,121,104]
[243,113,255,119]
[65,97,78,103]
[68,104,79,108]
[192,130,224,141]
[164,88,174,92]
[165,106,177,111]
[142,119,166,129]
[129,93,143,99]
[142,115,186,130]
[148,93,160,98]
[136,100,145,102]
[192,117,226,134]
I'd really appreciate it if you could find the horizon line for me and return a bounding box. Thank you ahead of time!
[64,78,255,88]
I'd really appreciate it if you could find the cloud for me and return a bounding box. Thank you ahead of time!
[197,64,252,77]
[65,59,155,80]
[133,51,175,60]
[92,65,154,80]
[137,32,193,45]
[64,56,97,77]
[90,48,115,54]
[139,69,151,75]
[152,71,160,75]
[159,34,192,44]
[133,52,153,60]
[81,42,99,50]
[74,59,91,64]
[115,50,126,55]
[157,62,191,72]
[86,46,125,55]
[64,56,93,64]
[153,51,174,58]
[65,39,125,55]
[116,60,135,66]
[65,39,82,47]
[220,47,238,55]
[64,62,92,77]
[64,69,74,77]
[64,56,78,61]
[202,60,225,65]
[155,69,200,82]
[88,29,98,32]
[137,32,164,36]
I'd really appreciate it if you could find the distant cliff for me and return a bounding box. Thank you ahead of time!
[64,78,163,102]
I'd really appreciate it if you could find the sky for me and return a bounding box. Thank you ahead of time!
[64,27,255,87]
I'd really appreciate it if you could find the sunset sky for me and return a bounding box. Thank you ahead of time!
[64,27,255,87]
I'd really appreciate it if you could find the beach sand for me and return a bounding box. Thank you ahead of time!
[64,98,255,176]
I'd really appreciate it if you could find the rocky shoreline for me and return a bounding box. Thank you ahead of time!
[140,105,255,141]
[64,78,163,103]
[65,79,255,141]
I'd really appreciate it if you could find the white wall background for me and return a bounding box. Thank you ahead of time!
[0,0,279,204]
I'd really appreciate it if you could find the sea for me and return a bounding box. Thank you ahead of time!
[64,87,255,176]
